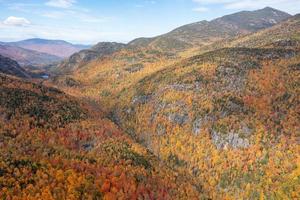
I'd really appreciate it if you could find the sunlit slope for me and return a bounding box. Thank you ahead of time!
[49,11,300,199]
[54,8,293,111]
[111,43,300,199]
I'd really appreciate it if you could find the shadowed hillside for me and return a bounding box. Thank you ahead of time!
[0,55,30,78]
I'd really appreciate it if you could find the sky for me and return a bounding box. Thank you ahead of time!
[0,0,299,44]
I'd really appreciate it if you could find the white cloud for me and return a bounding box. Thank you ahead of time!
[45,0,76,8]
[3,16,31,26]
[193,7,209,12]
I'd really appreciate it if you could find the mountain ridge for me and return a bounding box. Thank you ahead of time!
[56,7,292,76]
[7,38,91,58]
[0,44,62,66]
[128,7,291,51]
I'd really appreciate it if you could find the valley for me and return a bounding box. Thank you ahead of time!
[0,6,299,200]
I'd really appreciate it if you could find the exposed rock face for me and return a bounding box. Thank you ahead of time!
[192,118,202,136]
[57,42,125,73]
[156,124,166,135]
[168,83,201,92]
[167,113,189,126]
[132,95,151,105]
[211,131,251,149]
[216,64,247,92]
[0,54,30,78]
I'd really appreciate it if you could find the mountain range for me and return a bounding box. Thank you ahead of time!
[48,7,299,199]
[7,38,90,58]
[0,6,299,200]
[0,38,90,67]
[56,7,291,76]
[128,7,291,51]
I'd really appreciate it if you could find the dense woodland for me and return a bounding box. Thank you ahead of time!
[0,7,299,200]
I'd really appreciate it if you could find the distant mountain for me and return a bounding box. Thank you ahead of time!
[129,7,291,51]
[7,38,90,58]
[0,44,62,66]
[0,54,30,78]
[56,42,125,73]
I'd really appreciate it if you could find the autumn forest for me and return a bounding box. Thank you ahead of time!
[0,4,299,200]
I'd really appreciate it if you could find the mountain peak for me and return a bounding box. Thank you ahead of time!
[141,7,292,51]
[213,7,291,32]
[259,6,291,15]
[262,6,276,10]
[262,6,280,11]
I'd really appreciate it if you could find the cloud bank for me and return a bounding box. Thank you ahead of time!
[3,16,31,26]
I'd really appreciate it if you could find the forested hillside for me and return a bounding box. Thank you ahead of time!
[50,10,300,200]
[0,74,204,199]
[0,6,299,200]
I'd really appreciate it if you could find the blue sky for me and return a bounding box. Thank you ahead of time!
[0,0,299,44]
